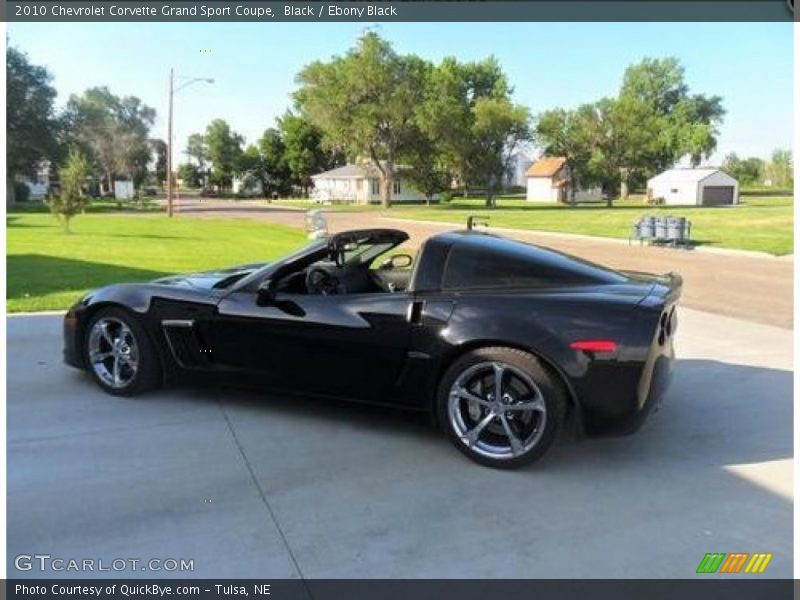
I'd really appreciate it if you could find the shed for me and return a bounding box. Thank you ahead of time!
[647,168,739,206]
[525,156,602,203]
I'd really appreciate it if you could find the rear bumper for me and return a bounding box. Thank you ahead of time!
[579,349,674,437]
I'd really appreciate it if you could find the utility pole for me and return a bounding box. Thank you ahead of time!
[165,70,213,218]
[167,68,175,217]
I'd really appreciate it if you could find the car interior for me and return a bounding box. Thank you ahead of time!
[275,238,415,296]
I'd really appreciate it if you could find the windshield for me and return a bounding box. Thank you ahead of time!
[343,241,396,265]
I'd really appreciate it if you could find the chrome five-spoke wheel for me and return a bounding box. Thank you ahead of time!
[88,317,140,389]
[438,347,566,468]
[448,361,547,460]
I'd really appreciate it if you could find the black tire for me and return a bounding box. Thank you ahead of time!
[84,307,161,396]
[436,346,567,469]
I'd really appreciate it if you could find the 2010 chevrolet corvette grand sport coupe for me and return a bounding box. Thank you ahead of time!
[64,227,681,468]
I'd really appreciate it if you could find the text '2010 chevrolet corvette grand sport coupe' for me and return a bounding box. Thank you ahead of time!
[64,227,681,468]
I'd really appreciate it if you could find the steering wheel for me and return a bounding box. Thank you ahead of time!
[306,267,345,296]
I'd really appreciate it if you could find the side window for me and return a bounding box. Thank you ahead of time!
[393,181,401,195]
[444,244,549,289]
[442,239,611,290]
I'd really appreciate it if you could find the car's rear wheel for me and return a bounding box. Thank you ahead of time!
[437,347,567,468]
[84,307,160,396]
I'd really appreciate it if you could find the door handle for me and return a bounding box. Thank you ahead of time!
[408,300,425,325]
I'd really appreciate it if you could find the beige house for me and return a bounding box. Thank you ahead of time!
[310,164,433,204]
[525,156,603,203]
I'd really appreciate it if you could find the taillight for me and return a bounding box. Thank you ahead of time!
[570,340,618,353]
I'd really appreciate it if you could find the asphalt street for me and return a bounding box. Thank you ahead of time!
[7,309,792,578]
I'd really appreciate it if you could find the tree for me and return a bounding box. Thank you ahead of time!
[671,95,725,166]
[279,112,343,197]
[295,32,428,207]
[65,87,155,195]
[204,119,243,191]
[259,128,292,194]
[416,57,511,197]
[402,130,450,205]
[765,149,793,189]
[185,133,209,170]
[49,150,90,232]
[535,104,607,203]
[237,146,268,197]
[619,57,724,174]
[722,153,764,186]
[149,139,168,187]
[176,162,202,188]
[237,130,292,198]
[466,98,531,207]
[6,46,61,207]
[598,95,668,202]
[536,57,726,204]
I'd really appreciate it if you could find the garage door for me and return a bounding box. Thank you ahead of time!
[702,186,735,205]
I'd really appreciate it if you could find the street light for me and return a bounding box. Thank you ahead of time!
[166,69,214,217]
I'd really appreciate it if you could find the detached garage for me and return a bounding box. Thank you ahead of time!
[647,168,739,206]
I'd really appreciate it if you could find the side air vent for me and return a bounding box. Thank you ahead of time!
[161,320,211,368]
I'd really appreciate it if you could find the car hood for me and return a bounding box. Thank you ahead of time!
[153,263,267,290]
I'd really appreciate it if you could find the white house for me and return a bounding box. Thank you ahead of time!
[19,161,52,199]
[526,157,603,203]
[506,152,533,188]
[311,163,434,204]
[647,168,739,206]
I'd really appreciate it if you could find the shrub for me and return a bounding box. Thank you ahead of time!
[49,150,91,232]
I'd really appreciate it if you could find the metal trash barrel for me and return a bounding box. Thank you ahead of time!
[667,216,686,241]
[654,217,668,240]
[639,216,656,238]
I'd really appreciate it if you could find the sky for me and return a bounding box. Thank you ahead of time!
[6,22,794,165]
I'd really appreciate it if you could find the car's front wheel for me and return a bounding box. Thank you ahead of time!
[84,307,161,396]
[437,347,567,468]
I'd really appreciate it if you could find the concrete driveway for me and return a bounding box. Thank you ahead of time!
[7,310,792,579]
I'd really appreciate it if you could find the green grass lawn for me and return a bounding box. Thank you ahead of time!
[12,198,163,214]
[7,213,306,312]
[387,195,793,255]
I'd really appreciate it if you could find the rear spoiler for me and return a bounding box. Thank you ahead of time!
[663,272,683,303]
[638,271,682,309]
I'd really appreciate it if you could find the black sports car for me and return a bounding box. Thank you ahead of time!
[64,227,681,468]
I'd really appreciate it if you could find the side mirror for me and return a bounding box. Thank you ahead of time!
[256,279,306,317]
[256,279,277,307]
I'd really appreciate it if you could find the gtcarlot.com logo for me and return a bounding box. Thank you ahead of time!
[696,552,772,574]
[14,554,195,573]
